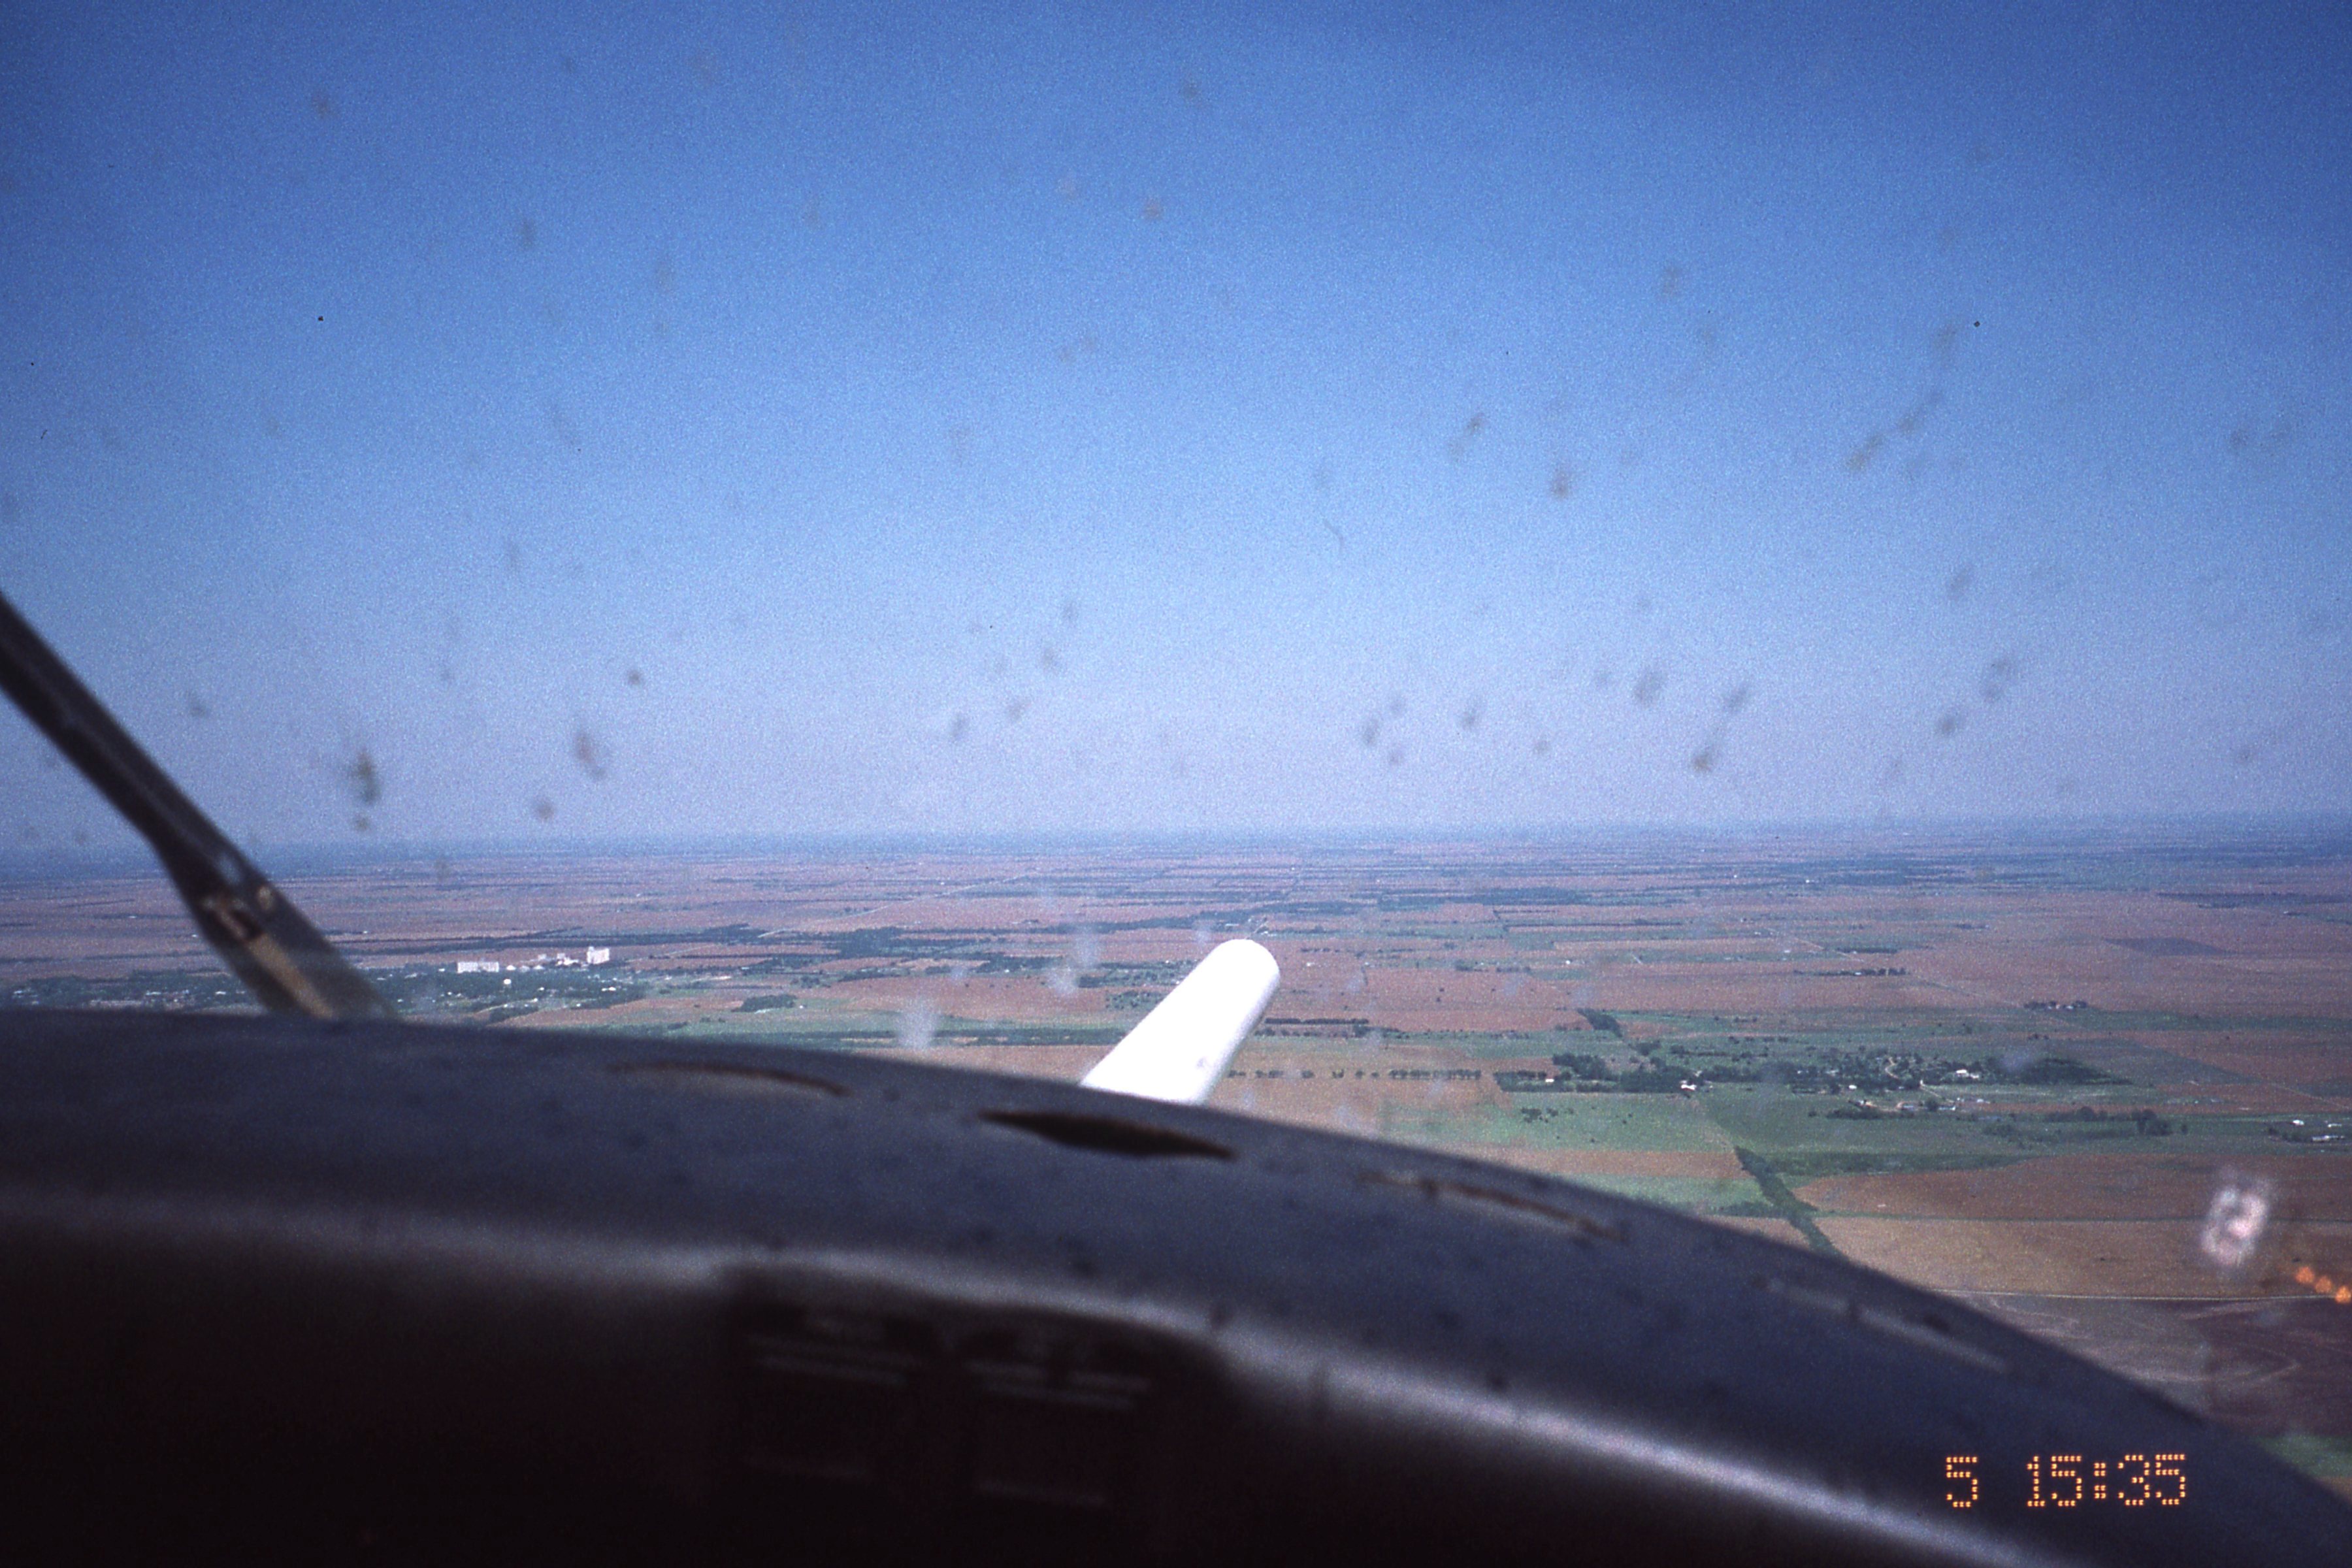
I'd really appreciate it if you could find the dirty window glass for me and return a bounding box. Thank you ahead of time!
[2,1,2349,1499]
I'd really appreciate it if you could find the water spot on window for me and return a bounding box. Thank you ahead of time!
[1531,736,1550,757]
[1056,173,1081,202]
[689,49,719,88]
[1322,520,1347,551]
[1936,708,1966,738]
[1720,683,1752,717]
[185,692,210,719]
[896,998,938,1049]
[1593,668,1615,693]
[1690,742,1718,774]
[1946,564,1972,601]
[310,90,337,121]
[558,54,578,75]
[1038,645,1060,673]
[531,795,556,823]
[1631,667,1664,707]
[1894,388,1942,437]
[573,728,608,781]
[1457,698,1482,732]
[0,492,17,527]
[513,214,537,251]
[1004,697,1029,724]
[2231,721,2294,767]
[544,401,581,449]
[1445,412,1486,461]
[2198,1171,2274,1273]
[1387,693,1407,717]
[949,711,970,743]
[343,749,382,808]
[1141,195,1164,221]
[1846,431,1886,472]
[1659,264,1684,300]
[2228,414,2297,457]
[1386,744,1405,768]
[1548,462,1575,500]
[1979,656,2016,704]
[1358,716,1380,748]
[2027,559,2072,599]
[1179,76,1201,102]
[351,813,372,834]
[625,666,644,687]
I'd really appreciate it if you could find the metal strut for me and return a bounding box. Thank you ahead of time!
[0,590,393,1021]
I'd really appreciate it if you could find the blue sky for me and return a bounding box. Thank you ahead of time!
[2,1,2347,849]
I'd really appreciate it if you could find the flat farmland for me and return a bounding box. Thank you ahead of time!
[5,822,2351,1491]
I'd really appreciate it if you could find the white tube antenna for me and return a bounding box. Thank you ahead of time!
[1079,939,1281,1105]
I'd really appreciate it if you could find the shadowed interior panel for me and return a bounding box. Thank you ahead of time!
[733,1303,1179,1542]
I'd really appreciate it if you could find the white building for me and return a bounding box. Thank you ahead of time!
[585,947,612,966]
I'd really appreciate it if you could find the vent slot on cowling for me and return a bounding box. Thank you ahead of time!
[979,1108,1232,1160]
[608,1060,846,1098]
[1362,1169,1625,1244]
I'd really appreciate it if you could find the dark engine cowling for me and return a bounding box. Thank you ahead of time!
[0,1007,2343,1565]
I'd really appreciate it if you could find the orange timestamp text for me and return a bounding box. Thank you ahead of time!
[1944,1453,2185,1509]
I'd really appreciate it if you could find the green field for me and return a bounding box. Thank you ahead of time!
[1380,1093,1733,1154]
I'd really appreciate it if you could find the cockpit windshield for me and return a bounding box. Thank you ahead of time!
[3,0,2348,1511]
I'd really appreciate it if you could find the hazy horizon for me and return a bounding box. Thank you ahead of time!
[8,809,2352,882]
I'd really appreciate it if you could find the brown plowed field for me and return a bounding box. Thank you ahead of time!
[1817,1217,2352,1298]
[1799,1152,2352,1221]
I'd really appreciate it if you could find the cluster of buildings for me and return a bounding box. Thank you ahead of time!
[455,947,612,975]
